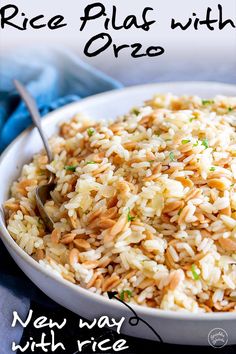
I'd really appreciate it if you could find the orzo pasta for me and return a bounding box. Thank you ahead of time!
[4,94,236,313]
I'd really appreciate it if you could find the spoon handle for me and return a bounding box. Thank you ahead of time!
[14,80,53,163]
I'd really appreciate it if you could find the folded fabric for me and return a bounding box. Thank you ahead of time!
[0,48,122,353]
[0,48,122,152]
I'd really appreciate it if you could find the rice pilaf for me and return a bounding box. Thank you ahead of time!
[4,94,236,313]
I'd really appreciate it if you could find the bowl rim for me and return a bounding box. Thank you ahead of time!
[1,80,236,321]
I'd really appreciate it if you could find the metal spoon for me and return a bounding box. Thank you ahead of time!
[14,80,55,232]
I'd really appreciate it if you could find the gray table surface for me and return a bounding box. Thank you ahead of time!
[85,56,236,86]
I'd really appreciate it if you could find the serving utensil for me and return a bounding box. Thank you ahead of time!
[14,80,55,232]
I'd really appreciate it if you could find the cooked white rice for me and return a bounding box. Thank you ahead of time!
[4,93,236,313]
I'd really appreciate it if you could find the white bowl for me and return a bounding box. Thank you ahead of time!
[1,82,236,346]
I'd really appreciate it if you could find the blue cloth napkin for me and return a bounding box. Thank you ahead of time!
[0,48,122,353]
[0,48,122,152]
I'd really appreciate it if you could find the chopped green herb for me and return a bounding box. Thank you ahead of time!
[228,107,233,112]
[181,139,190,145]
[169,151,175,162]
[178,208,183,216]
[127,208,135,222]
[209,167,215,171]
[201,138,209,149]
[189,117,197,122]
[86,161,96,165]
[193,141,199,147]
[191,264,199,280]
[132,108,140,116]
[202,99,214,106]
[65,165,77,172]
[120,290,132,302]
[165,139,171,142]
[87,128,95,137]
